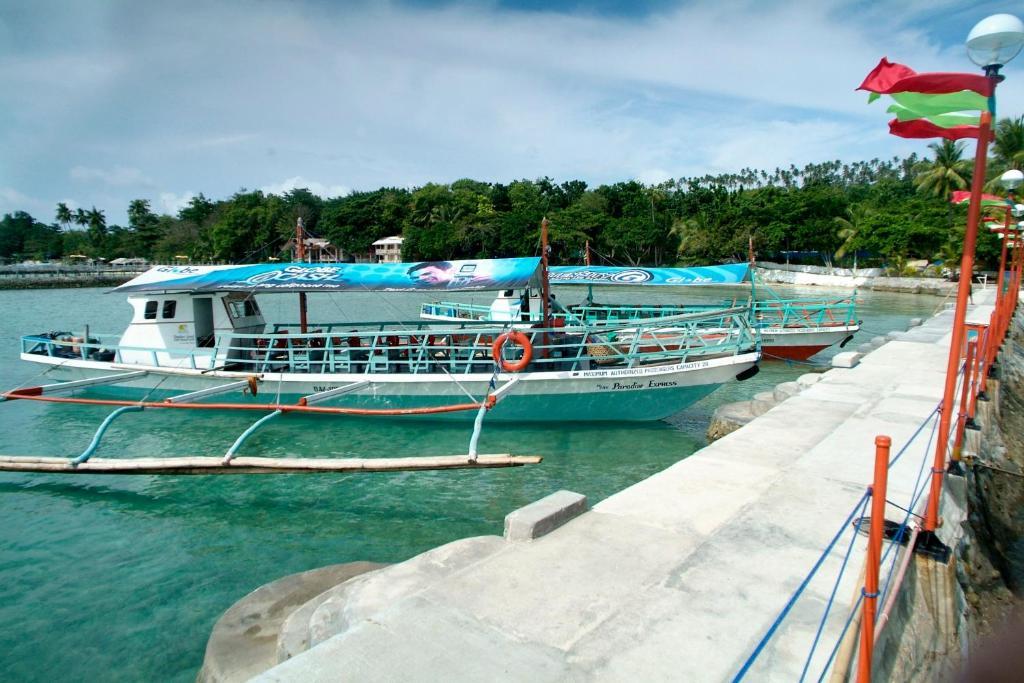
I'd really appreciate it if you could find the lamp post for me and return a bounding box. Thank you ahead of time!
[921,14,1024,549]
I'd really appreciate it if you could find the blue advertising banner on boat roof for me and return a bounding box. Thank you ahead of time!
[548,263,750,286]
[115,258,543,294]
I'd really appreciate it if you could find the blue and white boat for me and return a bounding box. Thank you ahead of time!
[15,258,760,422]
[421,263,860,361]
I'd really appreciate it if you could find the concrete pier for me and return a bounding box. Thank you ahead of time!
[254,292,997,681]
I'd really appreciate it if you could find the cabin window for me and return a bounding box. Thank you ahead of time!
[162,300,177,319]
[144,301,158,320]
[226,297,261,319]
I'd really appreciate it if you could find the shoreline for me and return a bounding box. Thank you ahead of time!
[756,263,957,297]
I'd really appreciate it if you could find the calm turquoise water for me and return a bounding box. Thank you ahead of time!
[0,285,938,681]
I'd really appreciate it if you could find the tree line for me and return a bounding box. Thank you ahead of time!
[3,116,1022,271]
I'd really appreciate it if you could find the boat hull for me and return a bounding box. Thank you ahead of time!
[758,326,857,361]
[19,352,759,422]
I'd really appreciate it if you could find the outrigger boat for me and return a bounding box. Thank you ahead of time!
[421,263,860,361]
[10,257,760,424]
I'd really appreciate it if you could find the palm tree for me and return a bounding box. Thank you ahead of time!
[86,207,107,250]
[985,115,1024,192]
[55,202,72,231]
[992,116,1024,170]
[913,140,971,200]
[833,203,872,268]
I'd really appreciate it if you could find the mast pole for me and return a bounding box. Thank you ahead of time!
[541,217,551,327]
[296,217,308,334]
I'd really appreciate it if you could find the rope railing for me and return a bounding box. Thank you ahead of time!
[732,369,956,681]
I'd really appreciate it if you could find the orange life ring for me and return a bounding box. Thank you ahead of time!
[491,331,532,372]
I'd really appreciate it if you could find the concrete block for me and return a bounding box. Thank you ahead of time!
[908,318,923,328]
[885,331,902,341]
[796,373,822,388]
[831,351,862,369]
[772,381,802,402]
[198,562,385,682]
[706,400,757,442]
[870,336,887,348]
[857,343,874,354]
[750,391,777,416]
[504,490,588,541]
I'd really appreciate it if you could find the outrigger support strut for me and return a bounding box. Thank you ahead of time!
[468,375,521,462]
[165,378,259,403]
[223,380,373,463]
[74,405,145,465]
[3,370,149,399]
[224,410,283,464]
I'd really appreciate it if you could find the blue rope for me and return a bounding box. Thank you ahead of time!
[878,411,938,615]
[732,490,871,682]
[887,405,939,468]
[797,494,870,682]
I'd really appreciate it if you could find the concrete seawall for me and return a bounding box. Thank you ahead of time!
[242,292,1000,680]
[756,264,956,297]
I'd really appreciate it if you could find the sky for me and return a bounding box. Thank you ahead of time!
[0,0,1021,226]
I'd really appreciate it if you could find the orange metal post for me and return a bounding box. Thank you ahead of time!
[970,325,990,412]
[858,435,891,683]
[951,339,976,463]
[924,111,992,534]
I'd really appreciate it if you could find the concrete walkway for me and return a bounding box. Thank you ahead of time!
[257,293,994,682]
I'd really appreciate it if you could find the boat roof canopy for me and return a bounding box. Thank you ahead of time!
[114,258,544,294]
[548,263,750,287]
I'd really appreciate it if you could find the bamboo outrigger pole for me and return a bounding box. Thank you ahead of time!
[0,454,542,475]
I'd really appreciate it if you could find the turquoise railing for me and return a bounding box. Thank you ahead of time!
[22,307,758,376]
[420,297,858,331]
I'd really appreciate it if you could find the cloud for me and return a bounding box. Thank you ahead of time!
[0,187,53,218]
[70,166,154,188]
[159,191,195,216]
[260,176,352,199]
[0,0,1016,226]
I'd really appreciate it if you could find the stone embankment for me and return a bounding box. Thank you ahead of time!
[0,268,144,290]
[756,262,956,297]
[707,317,925,442]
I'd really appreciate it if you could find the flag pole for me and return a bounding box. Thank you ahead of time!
[921,111,992,544]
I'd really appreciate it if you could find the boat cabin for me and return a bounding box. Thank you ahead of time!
[118,292,266,366]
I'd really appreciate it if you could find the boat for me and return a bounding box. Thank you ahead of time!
[12,257,760,423]
[421,263,860,361]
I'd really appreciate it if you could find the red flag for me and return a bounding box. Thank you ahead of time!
[950,191,1009,205]
[888,119,980,141]
[858,58,993,96]
[857,58,916,93]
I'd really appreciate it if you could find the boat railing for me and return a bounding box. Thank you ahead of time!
[419,301,497,320]
[20,333,215,370]
[20,308,758,376]
[567,302,733,323]
[752,297,858,328]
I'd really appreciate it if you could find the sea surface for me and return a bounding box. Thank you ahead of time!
[0,284,940,681]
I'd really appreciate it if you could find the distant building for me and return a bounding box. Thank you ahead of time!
[283,236,343,262]
[109,257,149,266]
[372,236,404,263]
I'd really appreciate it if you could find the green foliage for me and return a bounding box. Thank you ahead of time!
[0,152,1013,271]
